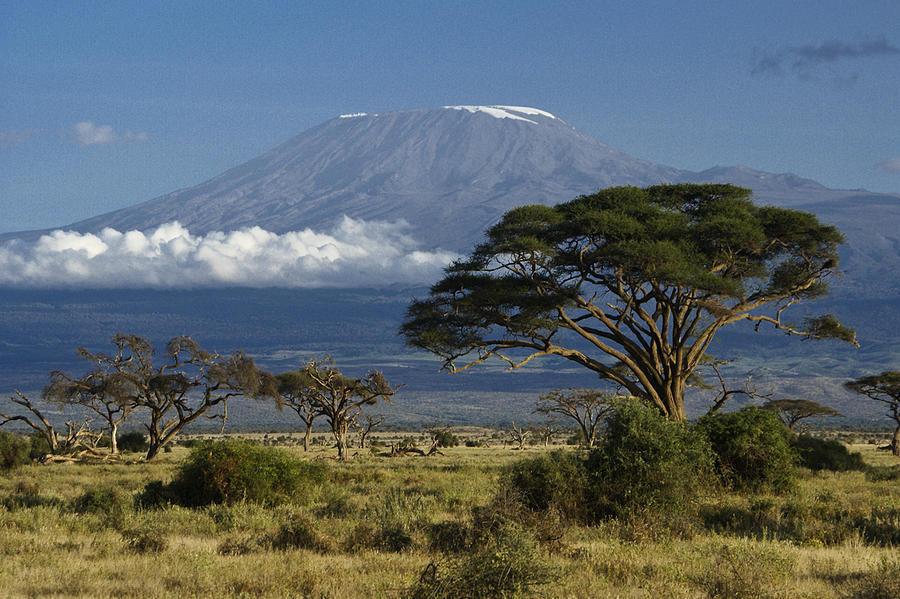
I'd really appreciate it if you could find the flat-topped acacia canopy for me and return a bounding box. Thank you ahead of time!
[402,184,857,420]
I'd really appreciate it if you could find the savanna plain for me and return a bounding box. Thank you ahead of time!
[1,427,898,599]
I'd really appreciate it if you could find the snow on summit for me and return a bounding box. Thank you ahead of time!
[443,105,556,123]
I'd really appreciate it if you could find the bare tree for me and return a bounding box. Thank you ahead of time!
[297,357,398,460]
[0,391,101,458]
[354,412,384,448]
[508,421,530,450]
[761,399,843,432]
[534,388,615,448]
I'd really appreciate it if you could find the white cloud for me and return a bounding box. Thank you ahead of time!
[0,218,458,288]
[68,121,149,146]
[877,157,900,174]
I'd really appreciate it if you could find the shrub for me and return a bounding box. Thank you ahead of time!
[270,514,335,553]
[866,465,900,482]
[433,430,459,448]
[71,485,132,516]
[586,400,716,519]
[117,431,149,453]
[408,521,557,599]
[158,439,328,507]
[502,450,588,518]
[28,433,52,460]
[122,528,167,553]
[0,431,31,471]
[696,407,797,493]
[792,435,866,471]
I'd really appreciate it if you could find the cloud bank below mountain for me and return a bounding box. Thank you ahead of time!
[0,217,458,288]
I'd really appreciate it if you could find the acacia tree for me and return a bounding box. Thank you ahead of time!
[275,370,319,451]
[402,184,856,420]
[761,399,843,432]
[72,333,276,460]
[845,371,900,456]
[535,388,615,448]
[295,357,397,460]
[44,365,141,454]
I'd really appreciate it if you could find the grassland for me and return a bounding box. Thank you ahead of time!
[1,435,898,598]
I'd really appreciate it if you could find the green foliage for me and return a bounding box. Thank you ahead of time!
[792,435,866,472]
[408,521,557,599]
[866,465,900,482]
[0,431,31,471]
[71,485,132,516]
[502,450,588,518]
[697,407,797,493]
[586,400,716,518]
[117,431,149,453]
[402,184,851,421]
[27,433,51,461]
[433,429,459,448]
[160,439,328,507]
[270,514,335,553]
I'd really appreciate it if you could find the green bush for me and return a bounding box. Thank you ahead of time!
[28,433,52,460]
[792,435,866,471]
[72,485,132,516]
[433,430,459,448]
[270,514,335,553]
[408,521,557,599]
[0,431,31,471]
[586,400,716,519]
[697,407,797,493]
[502,450,588,518]
[117,431,149,453]
[156,439,328,507]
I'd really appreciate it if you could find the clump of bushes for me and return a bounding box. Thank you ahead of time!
[0,431,31,471]
[696,407,797,493]
[792,435,866,471]
[141,439,328,507]
[117,431,149,453]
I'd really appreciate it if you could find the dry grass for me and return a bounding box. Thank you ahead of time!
[0,440,897,598]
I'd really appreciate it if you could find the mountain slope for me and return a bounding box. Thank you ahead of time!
[52,106,686,250]
[3,106,898,294]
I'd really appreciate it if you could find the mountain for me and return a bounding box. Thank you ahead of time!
[46,106,686,251]
[4,105,897,295]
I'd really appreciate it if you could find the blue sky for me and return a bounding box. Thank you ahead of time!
[2,0,898,234]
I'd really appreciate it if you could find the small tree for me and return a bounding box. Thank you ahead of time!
[44,367,140,454]
[845,371,900,456]
[275,370,319,451]
[293,357,397,460]
[761,398,843,432]
[508,422,530,450]
[535,388,614,448]
[354,412,384,448]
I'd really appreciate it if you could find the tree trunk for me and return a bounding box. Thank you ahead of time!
[109,422,118,454]
[303,421,312,452]
[333,420,349,460]
[892,423,900,457]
